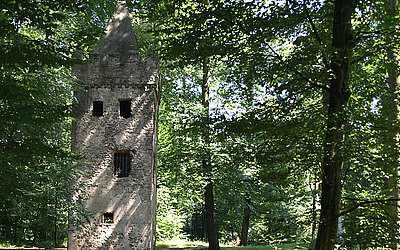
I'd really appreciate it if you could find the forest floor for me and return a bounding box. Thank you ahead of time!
[156,240,307,249]
[0,240,307,249]
[0,248,66,250]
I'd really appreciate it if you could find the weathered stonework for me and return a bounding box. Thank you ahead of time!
[69,5,159,250]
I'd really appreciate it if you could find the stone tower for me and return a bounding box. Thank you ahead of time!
[69,5,159,249]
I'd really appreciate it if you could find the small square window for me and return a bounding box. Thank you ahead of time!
[103,212,114,224]
[120,100,131,118]
[114,152,132,178]
[93,101,103,117]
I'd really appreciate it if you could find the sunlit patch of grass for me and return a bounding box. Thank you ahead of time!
[0,241,30,249]
[0,240,67,249]
[221,242,308,250]
[156,239,208,249]
[222,245,273,250]
[0,243,34,249]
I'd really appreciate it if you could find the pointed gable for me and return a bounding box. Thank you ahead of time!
[72,4,160,87]
[96,4,138,55]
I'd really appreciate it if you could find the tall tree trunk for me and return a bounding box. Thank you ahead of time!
[3,205,12,242]
[386,0,400,248]
[315,0,355,249]
[310,168,318,242]
[12,218,17,243]
[54,192,58,246]
[239,196,250,246]
[201,56,220,250]
[205,180,219,249]
[32,208,40,245]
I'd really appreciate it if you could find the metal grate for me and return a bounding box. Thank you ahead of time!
[103,212,114,224]
[114,152,131,177]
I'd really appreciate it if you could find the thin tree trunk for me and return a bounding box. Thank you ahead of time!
[12,219,17,243]
[3,204,11,242]
[310,168,318,242]
[239,196,250,246]
[387,56,400,250]
[201,56,220,250]
[315,0,355,249]
[32,208,40,245]
[205,180,219,249]
[386,1,400,248]
[54,193,58,246]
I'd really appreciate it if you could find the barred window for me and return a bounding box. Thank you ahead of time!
[92,101,103,116]
[114,152,131,177]
[120,100,131,118]
[103,212,114,224]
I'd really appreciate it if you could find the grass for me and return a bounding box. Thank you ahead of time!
[156,239,309,249]
[0,240,67,249]
[157,239,209,249]
[0,241,34,249]
[1,239,308,249]
[222,243,307,249]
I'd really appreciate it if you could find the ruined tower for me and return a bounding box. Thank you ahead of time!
[69,5,159,249]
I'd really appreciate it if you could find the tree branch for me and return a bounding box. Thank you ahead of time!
[301,0,329,67]
[266,43,329,92]
[339,198,400,217]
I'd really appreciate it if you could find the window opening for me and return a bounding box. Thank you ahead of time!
[103,212,114,224]
[92,101,103,117]
[114,152,132,177]
[120,100,131,118]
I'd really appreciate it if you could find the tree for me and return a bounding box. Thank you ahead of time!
[0,0,117,245]
[135,0,400,247]
[201,57,220,249]
[385,0,400,247]
[315,0,355,248]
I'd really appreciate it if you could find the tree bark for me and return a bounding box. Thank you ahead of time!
[310,168,318,242]
[386,0,400,248]
[54,193,58,246]
[201,56,220,250]
[32,208,40,245]
[205,180,220,249]
[315,0,355,249]
[239,196,250,246]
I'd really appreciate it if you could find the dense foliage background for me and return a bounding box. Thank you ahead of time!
[135,0,400,248]
[0,0,118,246]
[1,0,399,249]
